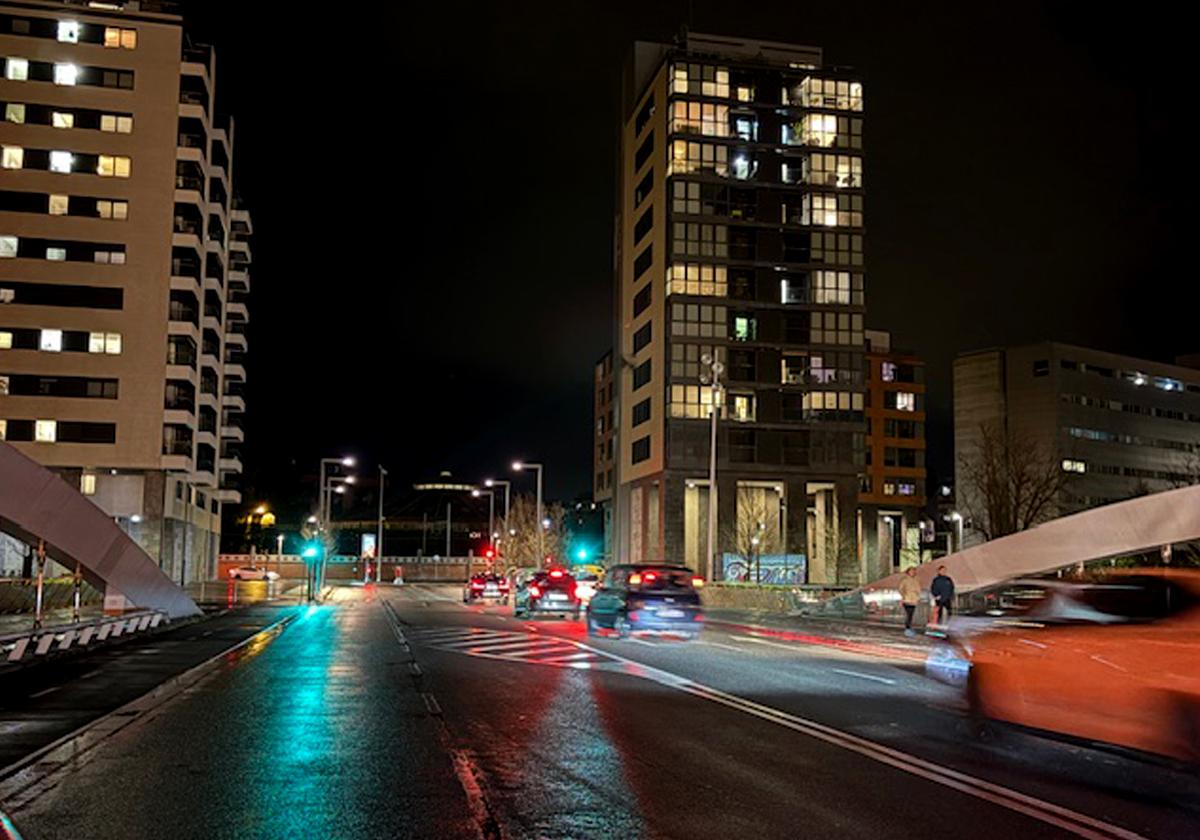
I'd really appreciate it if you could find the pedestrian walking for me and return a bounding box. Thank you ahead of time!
[930,565,955,626]
[897,566,921,636]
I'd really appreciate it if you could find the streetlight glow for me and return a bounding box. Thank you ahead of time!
[485,479,495,487]
[511,461,523,471]
[341,456,356,467]
[471,489,481,497]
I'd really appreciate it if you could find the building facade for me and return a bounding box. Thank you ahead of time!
[612,33,866,584]
[593,350,614,560]
[0,1,249,581]
[859,329,925,579]
[954,342,1200,544]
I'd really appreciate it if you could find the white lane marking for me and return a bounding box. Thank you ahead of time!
[464,638,573,655]
[700,641,745,652]
[738,635,800,651]
[421,692,442,716]
[536,651,594,665]
[629,638,657,647]
[28,686,59,699]
[831,668,896,686]
[78,670,102,680]
[560,638,1146,840]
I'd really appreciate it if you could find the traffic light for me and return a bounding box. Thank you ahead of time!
[576,547,588,561]
[484,547,495,560]
[302,542,320,559]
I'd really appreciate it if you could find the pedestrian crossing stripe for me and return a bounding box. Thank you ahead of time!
[406,627,614,670]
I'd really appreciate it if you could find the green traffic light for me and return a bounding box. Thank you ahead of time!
[302,544,319,559]
[576,548,588,561]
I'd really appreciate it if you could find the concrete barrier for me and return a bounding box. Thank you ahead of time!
[700,582,853,614]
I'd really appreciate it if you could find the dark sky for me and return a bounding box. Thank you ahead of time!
[184,2,1192,507]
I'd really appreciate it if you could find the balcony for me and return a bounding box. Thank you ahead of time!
[223,362,246,381]
[225,332,247,349]
[222,393,245,412]
[218,456,243,474]
[228,269,249,292]
[226,301,248,321]
[220,425,244,442]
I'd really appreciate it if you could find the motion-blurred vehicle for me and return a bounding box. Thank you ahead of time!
[569,563,605,604]
[462,572,510,604]
[227,566,279,582]
[586,564,704,639]
[513,567,580,619]
[932,570,1200,762]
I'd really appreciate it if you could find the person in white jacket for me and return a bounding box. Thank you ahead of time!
[897,566,921,636]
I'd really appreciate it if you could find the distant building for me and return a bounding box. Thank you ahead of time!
[858,330,925,578]
[0,2,250,581]
[593,351,614,559]
[611,32,867,584]
[954,342,1200,544]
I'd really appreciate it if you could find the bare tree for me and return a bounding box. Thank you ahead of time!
[959,420,1067,541]
[496,494,566,571]
[721,487,781,583]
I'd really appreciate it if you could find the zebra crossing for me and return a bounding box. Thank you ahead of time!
[405,626,613,670]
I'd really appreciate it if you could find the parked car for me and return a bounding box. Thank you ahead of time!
[936,570,1200,762]
[513,567,581,619]
[227,566,279,582]
[586,564,704,639]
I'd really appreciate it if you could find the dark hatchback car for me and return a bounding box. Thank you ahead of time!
[586,564,704,639]
[513,568,581,618]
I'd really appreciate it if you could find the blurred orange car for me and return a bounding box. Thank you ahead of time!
[964,569,1200,762]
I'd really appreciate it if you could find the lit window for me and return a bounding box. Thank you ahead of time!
[668,383,725,419]
[895,392,916,411]
[54,63,80,86]
[97,200,129,220]
[40,329,63,352]
[2,146,24,169]
[121,29,137,49]
[1061,459,1087,474]
[670,101,729,137]
[0,331,12,349]
[117,116,132,133]
[0,236,17,258]
[0,376,7,396]
[730,393,756,422]
[50,151,73,173]
[52,111,75,129]
[5,58,29,81]
[94,249,126,265]
[35,420,57,443]
[80,473,97,495]
[736,85,754,102]
[46,247,67,261]
[104,26,137,49]
[881,362,897,382]
[97,155,131,178]
[733,315,757,341]
[5,103,25,124]
[49,194,69,215]
[668,263,727,297]
[57,21,80,43]
[105,332,122,354]
[0,419,6,439]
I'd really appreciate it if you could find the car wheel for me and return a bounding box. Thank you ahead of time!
[965,667,1000,742]
[616,613,632,639]
[1170,694,1200,763]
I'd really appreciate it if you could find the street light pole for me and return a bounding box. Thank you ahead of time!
[377,465,387,583]
[485,479,511,554]
[473,489,495,549]
[701,353,724,581]
[513,462,545,563]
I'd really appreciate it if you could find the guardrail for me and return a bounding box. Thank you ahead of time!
[0,610,168,665]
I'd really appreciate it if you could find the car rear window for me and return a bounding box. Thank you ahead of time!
[1074,578,1198,621]
[633,567,694,591]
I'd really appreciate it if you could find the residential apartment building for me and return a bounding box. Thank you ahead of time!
[0,0,250,582]
[593,350,614,559]
[613,33,866,584]
[858,329,925,578]
[954,342,1200,544]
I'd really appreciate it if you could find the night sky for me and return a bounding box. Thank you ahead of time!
[184,2,1191,509]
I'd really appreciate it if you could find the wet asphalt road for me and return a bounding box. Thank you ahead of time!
[3,583,1198,839]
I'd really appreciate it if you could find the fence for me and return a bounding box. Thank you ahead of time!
[0,577,103,614]
[2,609,168,665]
[217,555,497,583]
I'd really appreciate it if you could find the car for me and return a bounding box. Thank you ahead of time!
[941,570,1200,762]
[513,567,581,619]
[586,564,704,639]
[227,566,279,582]
[463,572,510,604]
[569,563,606,605]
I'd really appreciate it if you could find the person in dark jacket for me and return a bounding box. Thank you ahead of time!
[930,566,955,626]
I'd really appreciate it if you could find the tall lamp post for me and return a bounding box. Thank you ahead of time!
[485,479,510,554]
[472,488,495,550]
[512,461,544,562]
[376,465,387,583]
[700,353,724,581]
[317,455,355,534]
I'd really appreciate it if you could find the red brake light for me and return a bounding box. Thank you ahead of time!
[692,576,705,588]
[549,569,564,578]
[529,584,541,598]
[644,571,658,582]
[471,581,484,589]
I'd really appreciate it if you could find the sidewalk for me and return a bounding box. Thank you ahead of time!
[703,606,939,663]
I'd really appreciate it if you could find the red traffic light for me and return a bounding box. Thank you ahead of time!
[484,548,495,559]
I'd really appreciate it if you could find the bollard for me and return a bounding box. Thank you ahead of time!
[72,561,82,623]
[32,540,46,631]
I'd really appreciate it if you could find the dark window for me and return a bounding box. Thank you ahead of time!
[634,205,653,244]
[1033,359,1049,377]
[1061,359,1078,371]
[635,94,655,135]
[635,131,654,172]
[728,349,755,381]
[632,435,651,463]
[729,430,755,462]
[633,283,651,317]
[632,398,651,426]
[633,245,653,280]
[0,282,122,309]
[57,421,117,444]
[2,375,117,399]
[633,322,652,353]
[635,170,653,208]
[633,359,651,390]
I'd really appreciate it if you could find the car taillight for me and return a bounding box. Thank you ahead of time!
[628,573,642,585]
[644,571,658,582]
[529,584,541,598]
[549,569,564,578]
[471,582,484,589]
[692,576,705,588]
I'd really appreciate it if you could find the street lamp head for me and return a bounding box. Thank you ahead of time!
[471,489,481,497]
[541,518,551,529]
[343,475,356,485]
[306,515,318,524]
[511,461,523,471]
[254,504,268,515]
[485,479,495,487]
[950,511,963,522]
[334,485,346,494]
[341,456,356,467]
